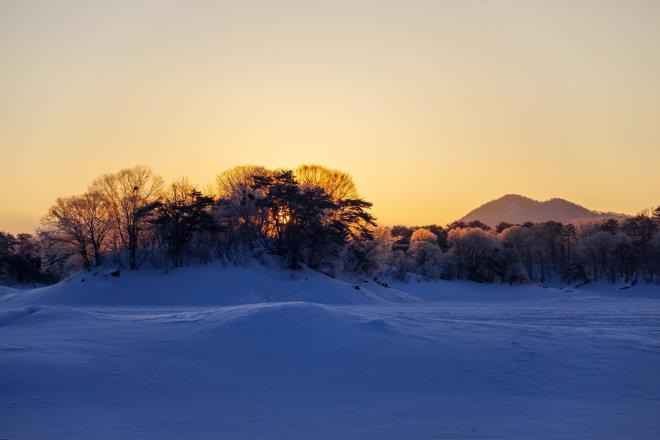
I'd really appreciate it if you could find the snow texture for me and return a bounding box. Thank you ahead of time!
[1,264,659,439]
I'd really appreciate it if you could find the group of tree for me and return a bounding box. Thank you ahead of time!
[2,163,659,288]
[384,209,660,285]
[18,164,374,279]
[0,231,56,285]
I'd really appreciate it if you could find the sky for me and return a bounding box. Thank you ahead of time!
[1,0,660,234]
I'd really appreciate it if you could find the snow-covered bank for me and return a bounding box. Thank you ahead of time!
[4,262,658,309]
[0,263,417,307]
[388,278,660,302]
[1,266,660,439]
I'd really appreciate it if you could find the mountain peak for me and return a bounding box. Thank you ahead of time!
[460,195,626,227]
[498,194,529,200]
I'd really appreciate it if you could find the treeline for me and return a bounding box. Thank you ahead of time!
[1,164,659,287]
[0,164,375,284]
[0,232,56,285]
[386,214,660,285]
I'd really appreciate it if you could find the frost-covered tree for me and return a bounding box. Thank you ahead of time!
[499,241,528,285]
[500,225,534,279]
[346,226,393,276]
[621,214,658,281]
[408,229,443,277]
[446,228,501,282]
[410,228,437,244]
[578,230,628,282]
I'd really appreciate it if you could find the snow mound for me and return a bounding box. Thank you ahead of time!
[165,302,425,347]
[3,263,419,307]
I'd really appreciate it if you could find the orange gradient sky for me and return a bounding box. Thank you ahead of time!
[1,0,660,234]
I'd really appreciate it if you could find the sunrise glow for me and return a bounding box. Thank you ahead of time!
[1,1,659,234]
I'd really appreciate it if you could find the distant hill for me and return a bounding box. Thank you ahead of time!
[460,194,628,227]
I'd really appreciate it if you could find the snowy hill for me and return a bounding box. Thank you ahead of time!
[1,263,417,307]
[1,265,660,439]
[460,194,627,226]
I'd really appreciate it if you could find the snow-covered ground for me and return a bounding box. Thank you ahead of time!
[1,265,659,439]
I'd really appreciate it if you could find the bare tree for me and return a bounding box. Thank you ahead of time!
[41,192,111,269]
[294,164,359,202]
[215,165,271,249]
[90,165,163,269]
[215,165,271,200]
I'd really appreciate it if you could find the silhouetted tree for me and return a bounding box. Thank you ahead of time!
[600,218,620,234]
[0,232,13,280]
[21,162,660,286]
[496,222,515,234]
[423,225,449,252]
[90,165,163,269]
[147,179,218,267]
[466,220,491,231]
[446,220,467,230]
[253,170,375,270]
[390,225,414,252]
[41,192,112,269]
[0,232,53,284]
[294,164,359,201]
